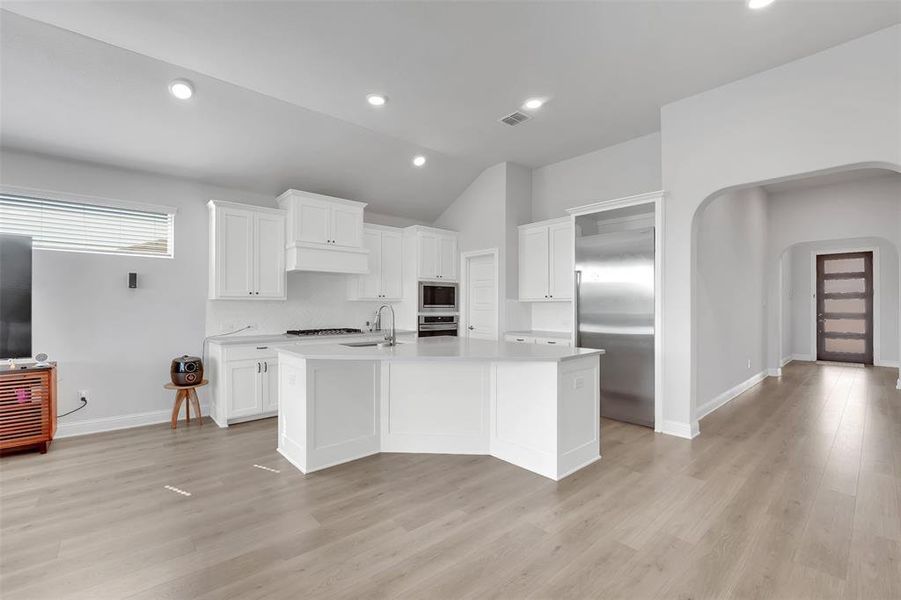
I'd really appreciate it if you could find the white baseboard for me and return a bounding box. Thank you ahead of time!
[659,420,699,440]
[874,360,900,368]
[896,378,901,390]
[791,354,815,362]
[768,368,782,377]
[780,356,792,367]
[56,404,209,439]
[696,371,767,421]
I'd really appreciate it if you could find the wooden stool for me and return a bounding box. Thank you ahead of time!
[164,380,208,429]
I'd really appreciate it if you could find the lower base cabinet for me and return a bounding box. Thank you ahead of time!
[225,357,278,420]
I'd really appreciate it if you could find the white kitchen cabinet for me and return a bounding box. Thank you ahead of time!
[277,189,368,273]
[349,224,404,300]
[225,358,264,418]
[518,217,572,301]
[208,200,286,300]
[407,226,458,281]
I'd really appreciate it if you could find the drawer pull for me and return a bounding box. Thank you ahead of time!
[256,346,268,350]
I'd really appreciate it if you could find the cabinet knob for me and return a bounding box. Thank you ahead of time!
[257,362,261,373]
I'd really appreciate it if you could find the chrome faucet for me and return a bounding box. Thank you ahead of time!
[376,304,396,347]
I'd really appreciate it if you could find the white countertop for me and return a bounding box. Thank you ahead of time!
[279,336,603,362]
[505,330,572,339]
[208,330,416,346]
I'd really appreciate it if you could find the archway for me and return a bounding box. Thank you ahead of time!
[690,164,901,429]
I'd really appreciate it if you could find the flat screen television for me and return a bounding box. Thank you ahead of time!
[0,234,32,359]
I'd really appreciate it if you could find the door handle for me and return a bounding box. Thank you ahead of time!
[263,362,268,373]
[574,270,582,347]
[257,362,261,373]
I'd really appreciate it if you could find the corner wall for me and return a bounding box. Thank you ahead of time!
[695,187,769,416]
[662,24,901,436]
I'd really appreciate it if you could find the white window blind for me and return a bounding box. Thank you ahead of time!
[0,193,174,258]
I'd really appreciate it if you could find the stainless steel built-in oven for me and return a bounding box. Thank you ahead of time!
[419,282,458,312]
[418,315,458,338]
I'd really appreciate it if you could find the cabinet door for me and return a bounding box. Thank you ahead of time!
[437,235,458,281]
[418,233,438,279]
[216,207,254,298]
[261,359,279,413]
[293,198,331,244]
[254,213,286,299]
[548,222,573,300]
[226,359,262,418]
[380,230,404,299]
[519,227,550,300]
[330,205,362,247]
[357,229,382,300]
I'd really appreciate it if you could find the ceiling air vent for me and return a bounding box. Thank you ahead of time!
[499,111,532,126]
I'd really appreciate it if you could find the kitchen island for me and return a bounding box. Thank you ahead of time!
[277,337,604,481]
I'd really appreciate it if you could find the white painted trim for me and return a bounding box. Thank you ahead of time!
[207,198,284,216]
[659,420,699,440]
[696,371,767,420]
[896,378,901,390]
[460,248,500,340]
[566,190,665,217]
[569,191,665,434]
[792,353,815,362]
[768,368,782,377]
[780,356,792,367]
[809,246,880,364]
[276,188,367,209]
[56,404,209,438]
[517,216,570,230]
[874,360,900,368]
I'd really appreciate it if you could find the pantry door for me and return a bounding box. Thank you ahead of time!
[816,251,873,364]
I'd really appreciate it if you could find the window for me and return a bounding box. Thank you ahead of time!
[0,192,175,258]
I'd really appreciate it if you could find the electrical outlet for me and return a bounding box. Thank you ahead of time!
[747,359,751,369]
[78,389,89,401]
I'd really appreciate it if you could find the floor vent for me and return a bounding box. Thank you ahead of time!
[499,111,532,126]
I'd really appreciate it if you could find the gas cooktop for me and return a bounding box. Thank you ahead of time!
[286,328,364,337]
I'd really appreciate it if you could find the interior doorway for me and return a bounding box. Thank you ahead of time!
[816,251,874,364]
[461,249,498,340]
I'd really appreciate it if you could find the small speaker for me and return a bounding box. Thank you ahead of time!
[128,272,137,288]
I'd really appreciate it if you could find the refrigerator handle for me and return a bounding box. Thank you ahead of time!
[573,270,582,347]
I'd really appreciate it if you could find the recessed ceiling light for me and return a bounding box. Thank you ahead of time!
[523,98,545,110]
[168,79,194,100]
[747,0,775,9]
[367,94,388,106]
[412,155,426,167]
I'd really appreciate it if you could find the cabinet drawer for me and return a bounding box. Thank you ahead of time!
[534,337,572,347]
[504,334,536,344]
[224,345,282,362]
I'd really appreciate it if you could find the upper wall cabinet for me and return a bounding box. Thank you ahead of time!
[277,189,369,274]
[406,226,458,281]
[208,200,286,300]
[519,217,573,301]
[348,224,404,301]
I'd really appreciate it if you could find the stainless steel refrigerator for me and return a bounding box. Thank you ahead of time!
[574,217,655,428]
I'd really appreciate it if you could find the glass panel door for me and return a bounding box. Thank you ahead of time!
[816,251,873,364]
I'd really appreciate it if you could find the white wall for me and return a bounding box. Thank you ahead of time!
[695,187,769,412]
[781,251,792,365]
[0,149,274,434]
[530,132,662,221]
[0,148,421,435]
[661,24,901,437]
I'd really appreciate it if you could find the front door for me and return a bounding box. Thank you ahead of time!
[816,251,873,364]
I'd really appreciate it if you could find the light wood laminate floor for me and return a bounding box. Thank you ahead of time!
[1,362,899,599]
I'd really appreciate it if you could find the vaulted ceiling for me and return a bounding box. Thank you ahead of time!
[1,2,898,220]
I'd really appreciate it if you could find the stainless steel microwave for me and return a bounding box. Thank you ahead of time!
[419,281,458,312]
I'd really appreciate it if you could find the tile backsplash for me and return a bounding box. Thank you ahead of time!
[206,271,388,336]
